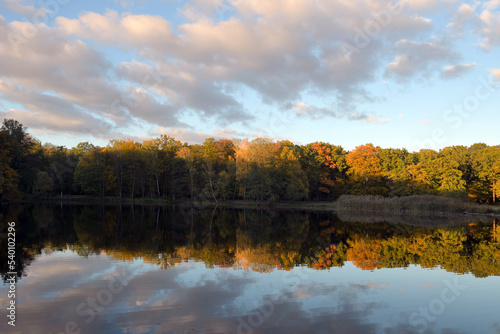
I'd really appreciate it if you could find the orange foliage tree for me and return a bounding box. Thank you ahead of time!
[346,144,387,195]
[311,142,337,194]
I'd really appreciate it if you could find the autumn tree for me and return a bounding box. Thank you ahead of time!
[300,142,344,200]
[214,139,237,200]
[235,139,251,199]
[71,141,95,157]
[406,162,437,194]
[0,119,42,194]
[201,138,221,202]
[74,148,116,198]
[433,157,466,197]
[378,148,412,196]
[107,140,142,198]
[346,144,387,195]
[42,144,79,195]
[177,146,197,200]
[275,141,309,200]
[474,146,500,203]
[141,135,183,199]
[235,138,279,201]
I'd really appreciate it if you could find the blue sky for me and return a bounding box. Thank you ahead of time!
[0,0,499,151]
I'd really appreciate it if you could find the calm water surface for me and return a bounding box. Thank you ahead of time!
[1,204,500,334]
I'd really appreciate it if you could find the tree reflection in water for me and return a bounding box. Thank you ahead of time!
[1,203,500,282]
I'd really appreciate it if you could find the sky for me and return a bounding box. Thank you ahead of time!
[0,0,499,152]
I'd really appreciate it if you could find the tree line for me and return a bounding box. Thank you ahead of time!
[1,118,499,203]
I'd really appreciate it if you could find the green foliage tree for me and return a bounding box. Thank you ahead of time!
[33,171,54,195]
[379,148,412,196]
[74,148,116,197]
[42,144,79,195]
[474,146,500,203]
[276,142,309,200]
[1,119,42,194]
[0,130,19,198]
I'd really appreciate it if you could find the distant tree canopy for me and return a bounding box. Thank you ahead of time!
[1,118,500,203]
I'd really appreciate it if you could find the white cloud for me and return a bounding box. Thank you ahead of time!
[490,68,500,80]
[0,81,114,136]
[115,60,251,124]
[55,0,437,112]
[478,8,500,50]
[56,10,176,54]
[1,0,50,17]
[0,15,187,138]
[292,102,387,123]
[364,115,390,124]
[484,0,500,11]
[448,2,482,36]
[293,102,334,119]
[401,0,458,12]
[440,62,476,79]
[385,38,460,80]
[447,2,500,50]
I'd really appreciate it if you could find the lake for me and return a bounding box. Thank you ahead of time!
[1,203,500,334]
